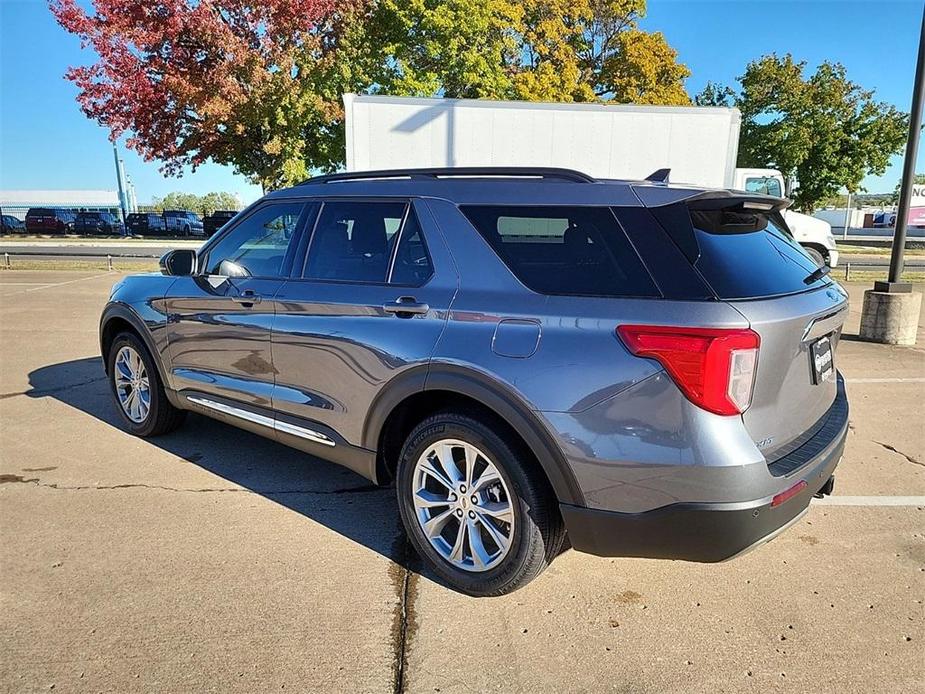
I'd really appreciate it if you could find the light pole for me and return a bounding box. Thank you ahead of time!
[842,190,852,240]
[881,8,925,289]
[112,144,128,223]
[858,6,924,344]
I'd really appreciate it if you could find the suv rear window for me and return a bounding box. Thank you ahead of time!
[655,199,831,300]
[26,208,54,216]
[460,206,658,297]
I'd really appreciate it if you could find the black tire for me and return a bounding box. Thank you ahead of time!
[107,331,186,437]
[396,411,565,596]
[804,246,826,267]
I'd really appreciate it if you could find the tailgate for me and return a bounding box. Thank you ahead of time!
[729,285,848,460]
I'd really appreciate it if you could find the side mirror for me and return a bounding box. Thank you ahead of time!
[159,248,197,276]
[218,259,250,278]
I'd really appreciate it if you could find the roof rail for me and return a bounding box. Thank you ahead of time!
[299,167,596,185]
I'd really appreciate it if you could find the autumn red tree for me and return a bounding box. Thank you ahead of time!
[50,0,375,189]
[53,0,691,189]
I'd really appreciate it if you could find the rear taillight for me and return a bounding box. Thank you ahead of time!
[617,325,760,416]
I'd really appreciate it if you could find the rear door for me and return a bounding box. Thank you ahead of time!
[165,201,314,408]
[652,196,848,460]
[271,198,457,447]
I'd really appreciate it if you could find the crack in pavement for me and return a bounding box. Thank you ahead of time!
[874,441,924,467]
[0,474,387,495]
[390,536,418,694]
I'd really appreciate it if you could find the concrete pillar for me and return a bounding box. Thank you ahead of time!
[858,290,922,345]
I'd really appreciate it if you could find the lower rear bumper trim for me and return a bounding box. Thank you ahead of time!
[561,430,844,562]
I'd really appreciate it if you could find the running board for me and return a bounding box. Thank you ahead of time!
[186,396,336,447]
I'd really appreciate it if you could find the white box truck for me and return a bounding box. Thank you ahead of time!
[343,94,838,266]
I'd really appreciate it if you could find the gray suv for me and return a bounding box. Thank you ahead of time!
[100,168,848,596]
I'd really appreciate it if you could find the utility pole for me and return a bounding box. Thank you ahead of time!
[882,8,925,288]
[859,6,924,345]
[842,191,852,240]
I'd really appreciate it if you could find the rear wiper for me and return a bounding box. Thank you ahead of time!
[803,264,831,285]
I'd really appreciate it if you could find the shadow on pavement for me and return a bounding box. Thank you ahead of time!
[25,357,435,580]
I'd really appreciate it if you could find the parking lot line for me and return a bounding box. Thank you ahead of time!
[845,377,925,384]
[0,272,115,297]
[813,495,925,506]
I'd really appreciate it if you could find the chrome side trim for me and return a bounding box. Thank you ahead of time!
[274,418,336,447]
[186,396,336,447]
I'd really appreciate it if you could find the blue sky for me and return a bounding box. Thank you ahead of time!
[0,0,922,204]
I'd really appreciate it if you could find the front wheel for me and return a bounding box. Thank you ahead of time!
[107,332,186,437]
[396,412,564,596]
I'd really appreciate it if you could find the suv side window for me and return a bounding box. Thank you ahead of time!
[389,209,433,286]
[204,202,305,278]
[304,201,407,283]
[460,205,659,298]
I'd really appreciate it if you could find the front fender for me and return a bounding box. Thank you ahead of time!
[99,301,172,389]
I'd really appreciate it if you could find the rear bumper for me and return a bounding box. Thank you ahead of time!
[561,408,846,562]
[827,249,839,267]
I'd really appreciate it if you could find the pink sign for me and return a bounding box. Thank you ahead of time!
[911,184,925,227]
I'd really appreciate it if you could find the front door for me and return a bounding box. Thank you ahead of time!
[272,198,458,447]
[165,201,313,408]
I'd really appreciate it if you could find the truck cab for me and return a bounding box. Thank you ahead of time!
[734,168,838,268]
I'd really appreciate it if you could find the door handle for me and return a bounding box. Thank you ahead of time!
[383,297,429,316]
[231,290,262,306]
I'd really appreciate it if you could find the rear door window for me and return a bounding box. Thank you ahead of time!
[460,205,658,297]
[389,209,433,286]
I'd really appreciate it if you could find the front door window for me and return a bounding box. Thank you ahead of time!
[205,203,305,278]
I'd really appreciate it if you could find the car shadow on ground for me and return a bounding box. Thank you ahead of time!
[25,357,447,584]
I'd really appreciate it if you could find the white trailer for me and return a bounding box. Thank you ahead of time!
[343,94,838,266]
[344,94,740,188]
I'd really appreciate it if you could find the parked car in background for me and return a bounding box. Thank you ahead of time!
[24,208,75,234]
[126,213,168,236]
[100,167,847,596]
[1,214,25,232]
[203,210,238,237]
[74,211,124,235]
[163,210,204,236]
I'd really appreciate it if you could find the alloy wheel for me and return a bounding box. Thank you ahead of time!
[114,345,151,423]
[411,439,515,572]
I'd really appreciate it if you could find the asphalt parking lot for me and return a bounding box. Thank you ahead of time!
[0,270,922,693]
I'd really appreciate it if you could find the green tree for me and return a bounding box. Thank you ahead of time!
[513,0,690,104]
[200,192,243,215]
[151,192,242,216]
[151,192,200,214]
[891,173,925,204]
[697,55,908,212]
[377,0,522,99]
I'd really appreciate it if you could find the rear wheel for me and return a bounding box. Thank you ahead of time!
[107,332,186,437]
[396,411,564,596]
